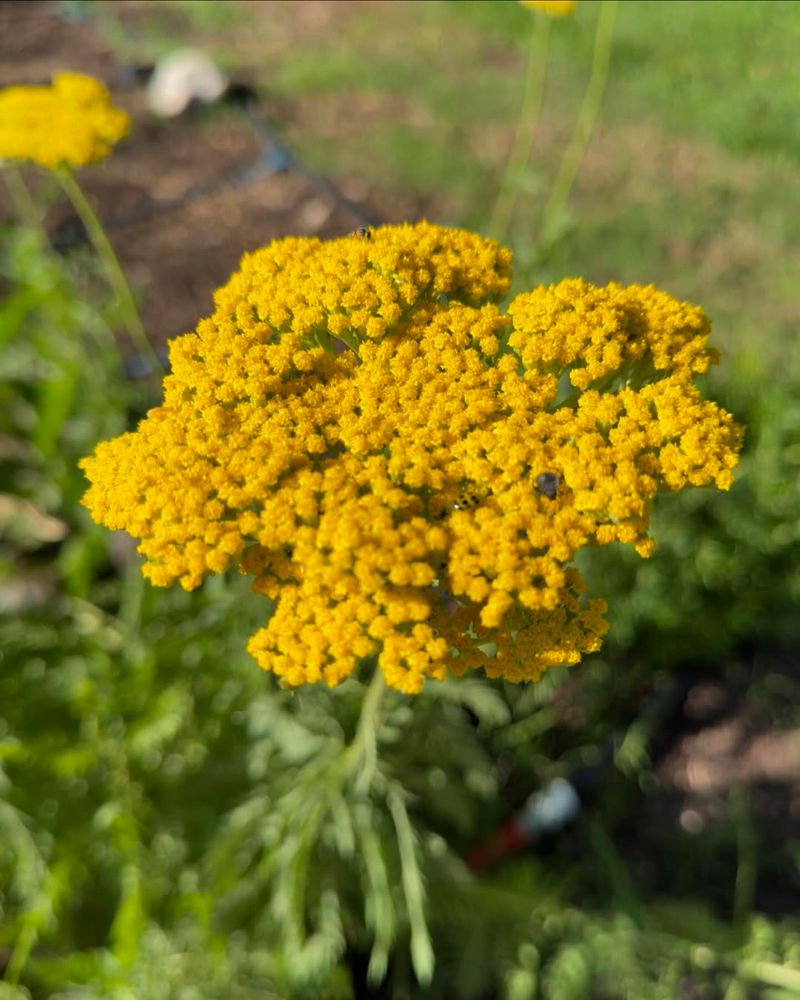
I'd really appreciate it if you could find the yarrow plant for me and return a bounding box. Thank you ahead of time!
[0,71,162,377]
[80,222,742,694]
[0,71,129,168]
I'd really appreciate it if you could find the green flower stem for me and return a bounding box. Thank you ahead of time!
[345,668,387,789]
[1,164,45,228]
[540,0,618,244]
[488,11,551,244]
[54,166,164,382]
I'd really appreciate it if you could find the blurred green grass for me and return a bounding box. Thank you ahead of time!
[226,0,799,368]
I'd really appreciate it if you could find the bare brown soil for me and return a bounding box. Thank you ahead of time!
[0,0,428,350]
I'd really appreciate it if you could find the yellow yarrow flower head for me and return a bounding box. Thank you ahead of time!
[0,72,129,169]
[519,0,577,17]
[80,222,743,695]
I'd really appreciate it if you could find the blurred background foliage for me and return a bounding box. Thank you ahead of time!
[2,1,800,998]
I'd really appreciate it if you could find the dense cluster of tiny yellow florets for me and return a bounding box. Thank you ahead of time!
[80,222,742,694]
[0,72,129,169]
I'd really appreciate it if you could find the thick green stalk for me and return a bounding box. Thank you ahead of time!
[54,166,164,384]
[345,668,387,790]
[540,0,618,243]
[488,12,551,244]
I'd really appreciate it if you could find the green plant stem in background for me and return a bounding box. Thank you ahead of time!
[3,862,65,988]
[54,166,164,383]
[488,11,551,244]
[540,0,617,244]
[732,784,757,925]
[740,960,800,993]
[2,165,45,228]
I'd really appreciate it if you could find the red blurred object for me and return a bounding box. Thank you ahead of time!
[468,819,528,872]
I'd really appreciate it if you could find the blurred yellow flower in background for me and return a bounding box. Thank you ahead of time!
[0,72,129,169]
[519,0,577,17]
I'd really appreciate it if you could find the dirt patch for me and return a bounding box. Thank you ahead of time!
[0,1,431,352]
[631,666,800,916]
[0,1,118,86]
[657,677,800,814]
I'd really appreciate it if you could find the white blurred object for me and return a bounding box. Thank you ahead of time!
[147,49,228,117]
[518,777,582,838]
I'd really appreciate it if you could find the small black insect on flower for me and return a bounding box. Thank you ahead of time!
[352,226,372,239]
[454,491,482,511]
[536,472,559,500]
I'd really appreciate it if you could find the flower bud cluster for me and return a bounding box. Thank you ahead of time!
[81,223,742,693]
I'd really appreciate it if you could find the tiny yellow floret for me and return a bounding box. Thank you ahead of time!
[80,222,742,693]
[0,72,129,168]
